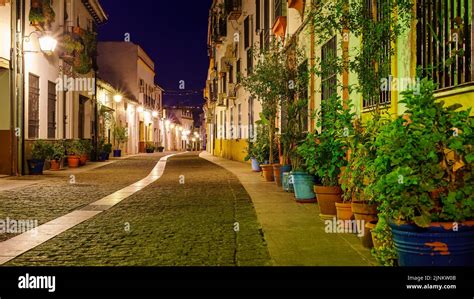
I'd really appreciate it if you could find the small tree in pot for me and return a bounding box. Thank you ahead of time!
[113,125,128,157]
[48,141,66,171]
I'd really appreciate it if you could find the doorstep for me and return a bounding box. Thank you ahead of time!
[200,151,377,266]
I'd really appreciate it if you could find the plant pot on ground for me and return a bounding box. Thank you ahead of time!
[48,141,66,171]
[260,164,274,182]
[291,171,316,203]
[273,164,282,186]
[146,142,156,153]
[65,140,83,168]
[27,140,52,175]
[113,125,128,158]
[369,79,474,266]
[244,140,263,172]
[157,146,165,153]
[79,139,92,166]
[298,95,354,218]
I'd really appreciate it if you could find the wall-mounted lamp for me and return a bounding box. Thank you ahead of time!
[24,31,57,55]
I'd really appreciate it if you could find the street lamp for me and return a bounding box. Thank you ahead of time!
[137,106,144,113]
[113,94,123,103]
[24,31,57,55]
[152,111,159,118]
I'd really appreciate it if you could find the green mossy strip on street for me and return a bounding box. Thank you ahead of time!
[7,154,271,266]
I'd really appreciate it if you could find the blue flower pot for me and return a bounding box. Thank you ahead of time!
[113,149,122,157]
[291,172,316,202]
[251,158,261,172]
[389,222,474,266]
[280,165,292,183]
[27,159,45,175]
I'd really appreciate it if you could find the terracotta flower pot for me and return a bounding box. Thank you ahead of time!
[67,156,80,168]
[260,164,274,182]
[273,164,282,187]
[50,160,61,171]
[335,202,353,220]
[351,201,378,241]
[314,186,343,218]
[79,154,88,166]
[364,220,377,249]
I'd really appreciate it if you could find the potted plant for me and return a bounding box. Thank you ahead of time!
[27,140,53,175]
[146,142,156,153]
[102,142,112,161]
[79,139,92,166]
[113,125,128,157]
[48,141,66,171]
[341,113,390,227]
[369,79,474,266]
[65,140,82,168]
[29,0,55,29]
[244,140,263,172]
[290,141,316,203]
[157,145,165,153]
[299,95,354,218]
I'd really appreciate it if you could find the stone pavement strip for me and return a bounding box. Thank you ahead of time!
[200,152,377,266]
[0,154,180,265]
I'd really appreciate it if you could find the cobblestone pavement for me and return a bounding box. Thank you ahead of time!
[7,153,271,266]
[0,155,165,242]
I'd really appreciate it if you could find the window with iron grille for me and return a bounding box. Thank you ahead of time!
[321,36,338,103]
[47,81,57,139]
[230,107,235,139]
[417,0,472,89]
[362,0,392,109]
[264,0,270,29]
[28,74,40,139]
[238,103,242,139]
[274,0,286,21]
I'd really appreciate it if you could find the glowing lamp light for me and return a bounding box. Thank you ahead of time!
[192,138,196,142]
[178,127,183,131]
[137,106,144,113]
[170,124,176,129]
[165,120,171,127]
[38,35,57,54]
[152,111,159,118]
[113,94,123,103]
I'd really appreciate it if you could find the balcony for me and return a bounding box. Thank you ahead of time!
[212,17,227,44]
[225,0,242,21]
[272,0,287,39]
[217,93,228,107]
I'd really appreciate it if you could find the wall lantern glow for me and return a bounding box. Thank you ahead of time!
[113,94,123,103]
[152,111,159,118]
[165,120,171,127]
[170,124,176,129]
[38,35,58,55]
[137,106,144,113]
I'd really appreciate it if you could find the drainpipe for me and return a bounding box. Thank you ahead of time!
[10,0,17,175]
[13,0,26,176]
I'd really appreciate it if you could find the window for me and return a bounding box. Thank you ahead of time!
[264,0,270,29]
[236,59,241,83]
[230,107,235,139]
[229,64,234,84]
[321,36,338,103]
[248,97,255,139]
[244,16,250,49]
[360,0,392,109]
[247,48,253,74]
[256,0,261,31]
[417,0,472,89]
[47,81,57,139]
[238,104,242,139]
[28,74,40,139]
[222,72,227,93]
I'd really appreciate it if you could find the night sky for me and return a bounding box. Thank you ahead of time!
[98,0,212,107]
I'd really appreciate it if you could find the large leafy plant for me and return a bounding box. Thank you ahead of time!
[298,95,355,186]
[369,79,474,227]
[341,112,391,202]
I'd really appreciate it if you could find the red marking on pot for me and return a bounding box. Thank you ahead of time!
[425,242,450,256]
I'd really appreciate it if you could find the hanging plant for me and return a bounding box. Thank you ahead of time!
[29,0,55,30]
